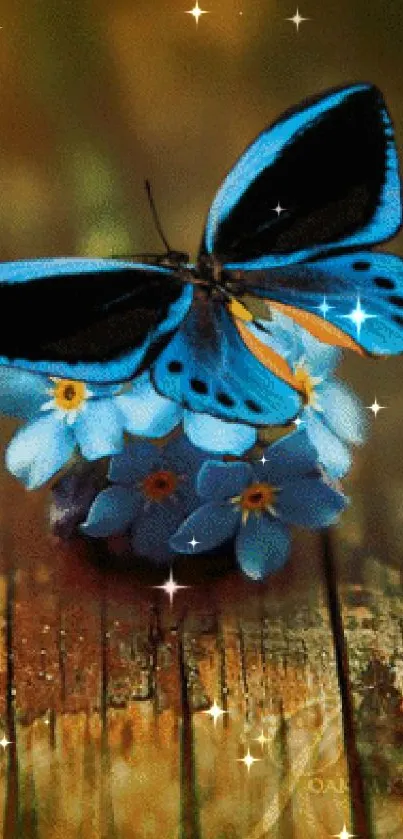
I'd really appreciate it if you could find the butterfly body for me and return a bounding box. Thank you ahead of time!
[0,83,402,426]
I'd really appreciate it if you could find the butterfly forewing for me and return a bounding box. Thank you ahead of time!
[0,258,192,383]
[200,84,402,271]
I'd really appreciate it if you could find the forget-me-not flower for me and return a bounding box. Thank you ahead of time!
[170,430,348,580]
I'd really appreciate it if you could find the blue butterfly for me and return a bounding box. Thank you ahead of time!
[0,83,402,427]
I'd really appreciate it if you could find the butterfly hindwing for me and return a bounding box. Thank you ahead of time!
[243,251,403,356]
[200,84,402,270]
[0,258,192,383]
[151,294,301,425]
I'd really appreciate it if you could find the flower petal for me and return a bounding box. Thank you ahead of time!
[0,369,49,419]
[254,430,319,483]
[317,379,368,444]
[161,433,210,476]
[131,503,185,563]
[197,460,254,501]
[81,486,140,537]
[298,329,342,377]
[5,413,75,489]
[235,515,290,580]
[184,411,257,455]
[276,478,348,527]
[109,440,163,484]
[74,400,125,460]
[170,501,240,553]
[305,410,352,479]
[117,373,181,438]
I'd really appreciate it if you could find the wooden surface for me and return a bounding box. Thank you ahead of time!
[0,412,402,839]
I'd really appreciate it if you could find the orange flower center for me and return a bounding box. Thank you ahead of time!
[53,379,87,411]
[141,469,178,502]
[240,482,277,513]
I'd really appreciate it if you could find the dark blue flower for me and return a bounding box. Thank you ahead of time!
[81,435,213,563]
[170,430,348,580]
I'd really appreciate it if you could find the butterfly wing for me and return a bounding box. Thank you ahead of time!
[151,293,301,425]
[0,258,192,383]
[200,83,401,270]
[239,251,403,356]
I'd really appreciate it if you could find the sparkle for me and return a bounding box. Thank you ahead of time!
[0,735,11,750]
[254,729,270,749]
[341,297,376,338]
[332,826,356,839]
[286,8,309,30]
[186,1,209,24]
[237,748,262,772]
[188,536,200,550]
[272,202,286,216]
[152,569,189,606]
[259,454,267,465]
[367,397,386,417]
[203,699,227,726]
[294,416,303,428]
[317,296,334,319]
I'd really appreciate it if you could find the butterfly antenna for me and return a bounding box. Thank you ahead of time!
[145,179,172,254]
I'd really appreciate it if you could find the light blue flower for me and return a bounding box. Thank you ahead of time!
[245,313,368,478]
[0,369,129,489]
[0,365,256,490]
[170,431,348,580]
[81,435,212,563]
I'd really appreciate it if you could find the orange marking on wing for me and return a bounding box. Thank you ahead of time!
[268,301,367,356]
[234,318,302,392]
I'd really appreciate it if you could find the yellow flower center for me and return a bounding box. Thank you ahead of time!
[293,363,321,408]
[53,379,87,411]
[141,469,178,502]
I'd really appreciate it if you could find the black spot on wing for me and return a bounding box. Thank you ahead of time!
[374,276,395,289]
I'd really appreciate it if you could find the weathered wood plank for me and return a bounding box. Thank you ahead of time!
[180,534,352,839]
[329,379,403,839]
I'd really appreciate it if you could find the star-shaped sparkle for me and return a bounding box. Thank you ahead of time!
[367,397,386,417]
[272,202,286,216]
[0,735,11,750]
[317,296,335,319]
[259,454,267,465]
[186,1,209,24]
[203,699,227,726]
[237,748,262,772]
[294,416,303,428]
[332,826,355,839]
[286,8,309,30]
[152,569,189,606]
[188,536,200,550]
[341,297,376,338]
[254,730,270,749]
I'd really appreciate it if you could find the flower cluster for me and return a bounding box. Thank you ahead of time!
[0,313,366,580]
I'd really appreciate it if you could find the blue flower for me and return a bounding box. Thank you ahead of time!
[0,365,257,490]
[170,431,348,580]
[0,369,130,489]
[81,435,212,563]
[245,313,368,478]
